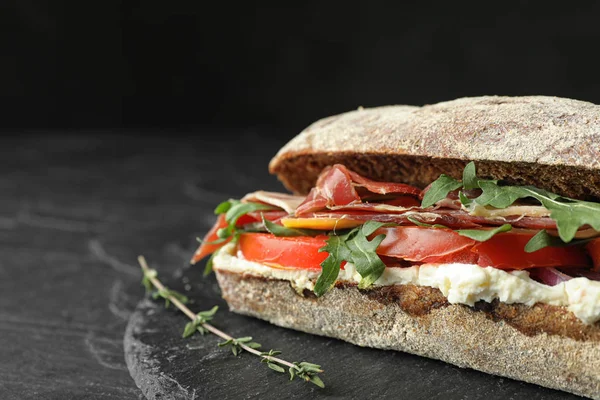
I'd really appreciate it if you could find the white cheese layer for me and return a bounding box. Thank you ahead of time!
[213,243,600,324]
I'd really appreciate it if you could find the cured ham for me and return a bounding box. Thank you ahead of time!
[346,168,422,196]
[293,209,562,230]
[295,164,422,216]
[295,165,361,215]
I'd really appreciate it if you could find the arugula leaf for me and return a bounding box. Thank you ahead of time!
[462,161,478,190]
[458,191,472,206]
[214,200,234,215]
[203,252,216,276]
[524,230,565,253]
[213,200,277,241]
[475,183,600,243]
[421,175,462,208]
[224,202,276,226]
[314,221,388,296]
[417,162,600,245]
[360,220,387,236]
[475,181,530,209]
[314,233,351,296]
[345,223,387,289]
[524,229,597,252]
[262,214,319,237]
[457,224,512,241]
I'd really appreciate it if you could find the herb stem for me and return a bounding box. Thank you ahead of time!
[137,255,298,370]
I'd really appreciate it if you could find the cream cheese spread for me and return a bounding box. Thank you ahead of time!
[213,243,600,324]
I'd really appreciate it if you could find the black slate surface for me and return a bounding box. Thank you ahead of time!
[0,132,585,399]
[0,132,287,399]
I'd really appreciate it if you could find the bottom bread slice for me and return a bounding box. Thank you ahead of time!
[215,269,600,399]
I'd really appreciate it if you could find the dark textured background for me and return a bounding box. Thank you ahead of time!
[3,2,600,132]
[2,2,600,399]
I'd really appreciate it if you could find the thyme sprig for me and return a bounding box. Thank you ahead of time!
[138,256,325,388]
[218,336,262,356]
[152,287,189,308]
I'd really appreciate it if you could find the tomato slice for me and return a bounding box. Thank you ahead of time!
[194,216,594,271]
[191,214,230,264]
[238,233,329,270]
[473,232,590,270]
[374,226,475,262]
[191,211,287,264]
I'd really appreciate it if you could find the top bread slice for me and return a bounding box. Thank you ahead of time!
[269,96,600,200]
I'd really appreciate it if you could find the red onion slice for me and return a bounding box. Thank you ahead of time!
[528,267,573,286]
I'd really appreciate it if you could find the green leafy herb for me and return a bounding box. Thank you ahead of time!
[429,162,600,246]
[345,222,387,289]
[474,181,530,208]
[137,255,325,388]
[289,362,325,388]
[152,287,189,308]
[267,362,286,373]
[141,268,157,293]
[524,229,596,253]
[215,200,277,241]
[458,191,472,206]
[218,336,262,356]
[456,224,512,241]
[260,350,286,373]
[260,349,282,359]
[313,234,351,296]
[214,200,233,214]
[262,214,319,237]
[203,252,216,276]
[182,306,219,337]
[314,221,387,296]
[224,201,275,225]
[197,236,230,246]
[524,230,564,253]
[462,161,479,190]
[475,183,600,243]
[421,175,462,208]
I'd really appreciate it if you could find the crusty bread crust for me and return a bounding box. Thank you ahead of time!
[269,96,600,200]
[215,269,600,399]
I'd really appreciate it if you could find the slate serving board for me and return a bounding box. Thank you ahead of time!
[124,264,582,400]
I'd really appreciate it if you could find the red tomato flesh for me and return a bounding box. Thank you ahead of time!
[473,232,590,270]
[194,219,593,271]
[191,214,230,264]
[238,233,329,270]
[191,211,287,264]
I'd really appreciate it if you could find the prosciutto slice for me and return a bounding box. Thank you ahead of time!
[255,164,597,235]
[297,209,569,230]
[346,169,422,196]
[296,164,422,216]
[295,165,362,215]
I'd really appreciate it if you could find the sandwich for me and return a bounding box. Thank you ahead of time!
[190,95,600,399]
